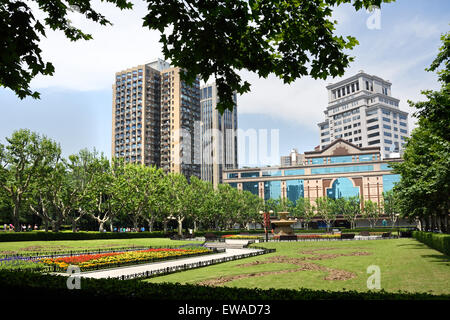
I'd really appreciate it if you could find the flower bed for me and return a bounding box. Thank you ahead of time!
[39,247,212,272]
[273,234,341,240]
[221,235,261,240]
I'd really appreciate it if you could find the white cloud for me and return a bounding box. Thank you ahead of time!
[30,0,163,91]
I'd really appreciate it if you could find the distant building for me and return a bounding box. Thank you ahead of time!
[280,148,304,166]
[112,59,201,178]
[318,71,409,158]
[200,82,238,187]
[224,139,411,228]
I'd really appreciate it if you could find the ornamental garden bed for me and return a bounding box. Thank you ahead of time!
[221,235,261,240]
[2,247,215,273]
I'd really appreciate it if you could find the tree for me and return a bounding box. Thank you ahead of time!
[164,173,189,236]
[0,0,133,99]
[383,190,400,228]
[315,196,334,231]
[2,0,393,113]
[391,32,450,233]
[362,199,380,229]
[28,155,67,232]
[0,129,61,231]
[292,197,316,230]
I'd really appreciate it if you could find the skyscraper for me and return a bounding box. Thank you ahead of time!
[112,59,201,178]
[200,82,238,187]
[318,71,409,158]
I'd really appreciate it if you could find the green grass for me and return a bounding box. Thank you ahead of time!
[144,239,450,295]
[0,238,202,255]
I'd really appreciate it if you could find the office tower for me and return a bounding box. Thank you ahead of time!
[112,59,201,178]
[318,71,409,158]
[200,82,238,187]
[280,148,304,166]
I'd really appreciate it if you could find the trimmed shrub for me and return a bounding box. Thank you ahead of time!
[413,231,450,256]
[0,231,167,242]
[0,270,448,300]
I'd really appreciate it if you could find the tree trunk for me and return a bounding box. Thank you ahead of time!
[99,221,105,232]
[177,217,184,236]
[163,219,168,234]
[13,202,20,232]
[193,220,197,233]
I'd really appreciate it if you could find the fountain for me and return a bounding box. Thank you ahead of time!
[272,211,297,240]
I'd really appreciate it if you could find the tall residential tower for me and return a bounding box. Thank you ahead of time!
[318,71,409,158]
[200,82,238,187]
[112,59,201,178]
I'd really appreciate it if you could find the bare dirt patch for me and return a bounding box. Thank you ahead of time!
[197,247,372,286]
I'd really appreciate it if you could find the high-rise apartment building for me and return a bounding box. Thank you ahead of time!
[280,148,304,167]
[318,71,409,158]
[200,82,238,187]
[112,59,201,178]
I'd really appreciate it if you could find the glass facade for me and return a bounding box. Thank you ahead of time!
[264,181,281,200]
[242,182,259,195]
[327,178,359,199]
[262,170,282,177]
[284,169,305,176]
[383,174,400,192]
[312,158,324,164]
[241,172,260,178]
[311,165,373,175]
[380,163,392,170]
[286,180,304,204]
[228,183,237,188]
[227,173,239,179]
[329,155,353,164]
[359,154,375,162]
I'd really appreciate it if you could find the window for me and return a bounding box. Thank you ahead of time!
[329,156,353,164]
[368,139,380,145]
[368,132,380,138]
[400,129,407,134]
[359,154,375,162]
[311,165,374,175]
[285,169,305,176]
[366,109,377,116]
[383,174,401,192]
[368,124,379,131]
[227,173,239,179]
[264,181,281,200]
[384,139,392,144]
[382,117,391,122]
[399,122,407,127]
[286,180,304,204]
[367,118,378,124]
[383,124,391,130]
[384,131,392,137]
[312,158,325,164]
[241,172,259,178]
[327,178,359,199]
[399,114,407,120]
[262,170,282,177]
[242,182,259,195]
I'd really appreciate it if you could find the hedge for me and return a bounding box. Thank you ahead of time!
[0,231,167,242]
[412,231,450,256]
[0,270,448,301]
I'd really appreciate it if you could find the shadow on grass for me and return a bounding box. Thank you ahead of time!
[420,255,450,266]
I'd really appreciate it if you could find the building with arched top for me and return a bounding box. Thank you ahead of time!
[223,139,411,228]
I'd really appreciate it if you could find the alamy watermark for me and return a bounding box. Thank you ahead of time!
[66,265,81,290]
[366,265,381,289]
[366,6,381,30]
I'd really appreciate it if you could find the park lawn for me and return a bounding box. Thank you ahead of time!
[144,238,450,295]
[0,238,202,255]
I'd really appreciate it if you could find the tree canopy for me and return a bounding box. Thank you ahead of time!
[1,0,393,113]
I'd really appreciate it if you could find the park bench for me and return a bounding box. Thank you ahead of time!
[382,232,391,238]
[341,233,355,239]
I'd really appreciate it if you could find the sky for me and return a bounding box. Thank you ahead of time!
[0,0,449,167]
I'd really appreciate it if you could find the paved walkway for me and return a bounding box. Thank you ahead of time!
[71,247,262,279]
